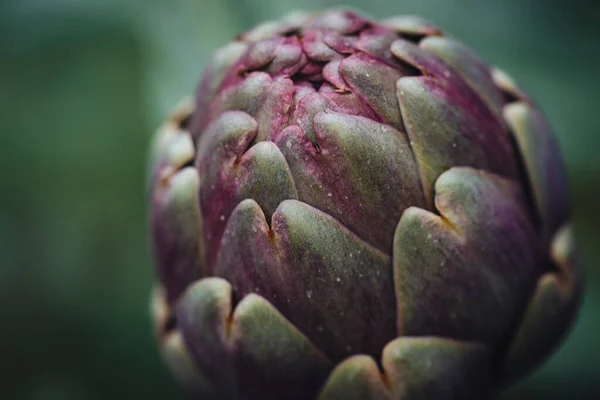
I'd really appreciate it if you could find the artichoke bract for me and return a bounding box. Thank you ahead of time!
[149,9,581,400]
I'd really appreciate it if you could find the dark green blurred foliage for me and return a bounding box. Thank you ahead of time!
[0,1,598,399]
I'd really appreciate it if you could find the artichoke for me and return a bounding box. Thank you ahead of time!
[148,9,581,400]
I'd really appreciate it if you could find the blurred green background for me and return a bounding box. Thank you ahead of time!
[1,0,598,398]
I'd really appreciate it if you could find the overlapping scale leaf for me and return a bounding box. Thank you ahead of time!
[254,77,295,142]
[264,36,308,77]
[213,199,396,361]
[498,225,582,382]
[192,42,248,135]
[339,52,412,131]
[381,337,491,399]
[276,112,425,252]
[308,9,367,34]
[150,102,205,303]
[393,167,542,347]
[302,30,344,62]
[176,277,333,400]
[393,40,518,202]
[323,31,358,55]
[239,37,282,72]
[319,337,490,400]
[320,90,381,121]
[319,356,392,400]
[202,72,295,143]
[195,111,298,269]
[491,67,531,102]
[206,72,272,122]
[380,15,442,37]
[291,89,380,146]
[151,287,219,398]
[356,26,413,70]
[420,36,505,122]
[151,166,205,303]
[216,36,295,91]
[397,74,517,203]
[291,92,330,145]
[504,102,569,243]
[148,97,195,174]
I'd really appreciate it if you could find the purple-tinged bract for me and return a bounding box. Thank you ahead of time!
[148,9,581,400]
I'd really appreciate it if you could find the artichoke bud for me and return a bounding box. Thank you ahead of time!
[148,8,581,400]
